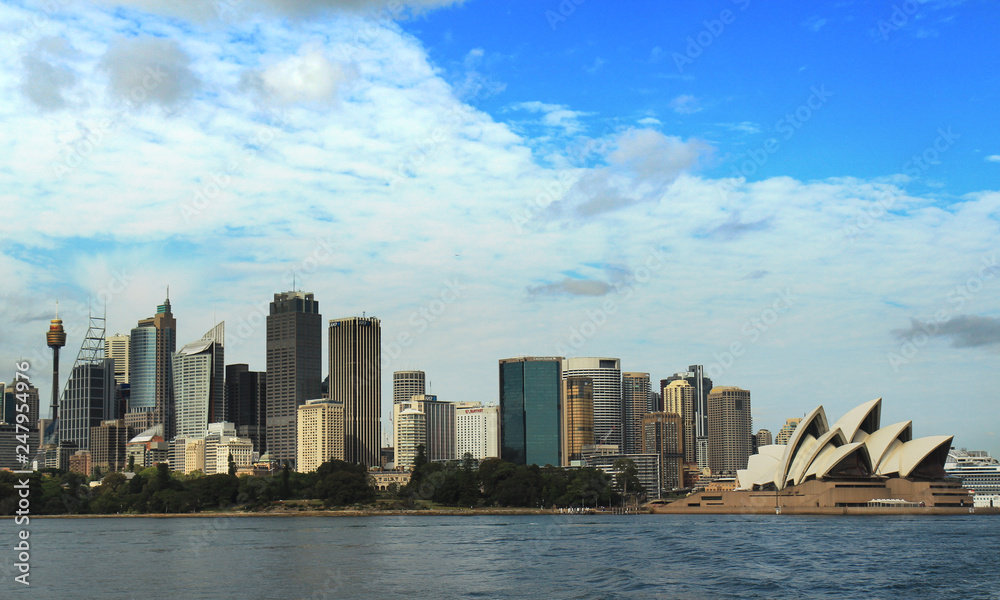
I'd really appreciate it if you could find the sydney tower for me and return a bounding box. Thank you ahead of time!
[46,306,67,428]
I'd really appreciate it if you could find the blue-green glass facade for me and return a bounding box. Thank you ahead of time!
[129,326,156,411]
[499,358,561,467]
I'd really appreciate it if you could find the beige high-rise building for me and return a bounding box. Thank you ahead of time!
[184,439,205,474]
[775,418,802,445]
[755,428,773,447]
[561,377,594,465]
[105,334,130,385]
[622,372,650,455]
[663,379,697,464]
[643,412,684,492]
[707,386,752,476]
[393,371,425,405]
[90,419,130,471]
[394,406,426,470]
[328,316,381,467]
[296,399,345,473]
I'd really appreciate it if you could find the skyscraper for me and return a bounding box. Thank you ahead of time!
[328,316,381,467]
[663,379,696,464]
[622,372,650,455]
[266,291,321,467]
[755,429,773,447]
[58,314,115,454]
[173,323,225,440]
[225,364,267,454]
[455,402,499,461]
[129,298,176,439]
[90,419,130,472]
[393,370,425,405]
[394,406,426,470]
[400,394,454,463]
[561,376,594,465]
[643,412,684,491]
[707,386,752,476]
[105,333,130,385]
[562,358,621,450]
[663,365,713,464]
[775,418,802,445]
[296,398,345,473]
[499,357,562,466]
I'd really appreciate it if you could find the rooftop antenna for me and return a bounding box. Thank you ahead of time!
[293,273,296,292]
[166,285,169,300]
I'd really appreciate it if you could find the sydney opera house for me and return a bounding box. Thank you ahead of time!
[653,398,998,514]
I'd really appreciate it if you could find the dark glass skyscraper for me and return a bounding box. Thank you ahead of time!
[225,364,267,454]
[59,314,115,453]
[266,291,321,467]
[499,357,562,467]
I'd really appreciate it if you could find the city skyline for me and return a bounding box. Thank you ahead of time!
[0,1,998,458]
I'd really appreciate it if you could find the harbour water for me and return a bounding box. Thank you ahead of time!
[4,514,999,599]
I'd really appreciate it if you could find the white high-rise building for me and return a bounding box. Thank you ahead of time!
[562,358,622,450]
[394,406,426,470]
[455,402,499,460]
[393,371,426,405]
[105,333,130,385]
[173,323,224,440]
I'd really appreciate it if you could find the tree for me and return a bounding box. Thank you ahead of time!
[128,455,135,472]
[228,452,237,477]
[613,458,644,502]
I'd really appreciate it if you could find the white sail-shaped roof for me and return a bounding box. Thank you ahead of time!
[829,398,881,443]
[776,406,828,490]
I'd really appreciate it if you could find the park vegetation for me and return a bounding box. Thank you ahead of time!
[0,448,643,516]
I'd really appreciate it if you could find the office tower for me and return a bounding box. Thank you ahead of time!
[329,316,381,467]
[755,429,773,448]
[663,379,697,464]
[90,419,130,472]
[394,406,426,470]
[707,386,752,476]
[45,308,67,444]
[59,314,115,453]
[173,323,225,440]
[129,297,177,439]
[3,382,39,430]
[562,358,621,450]
[393,370,425,404]
[455,402,499,460]
[663,365,713,462]
[105,334,130,385]
[649,390,661,413]
[296,399,345,473]
[775,418,802,445]
[201,422,246,475]
[402,394,454,462]
[225,364,267,454]
[499,357,562,466]
[622,372,650,455]
[266,291,321,468]
[561,377,594,464]
[643,412,684,491]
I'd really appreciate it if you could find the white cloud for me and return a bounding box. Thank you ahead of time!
[986,155,1000,163]
[91,0,464,21]
[669,94,701,115]
[243,44,356,106]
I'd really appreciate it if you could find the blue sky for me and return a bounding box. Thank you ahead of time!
[0,0,997,454]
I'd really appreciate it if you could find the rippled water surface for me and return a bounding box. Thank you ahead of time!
[5,514,999,599]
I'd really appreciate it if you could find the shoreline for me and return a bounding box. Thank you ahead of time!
[2,508,630,519]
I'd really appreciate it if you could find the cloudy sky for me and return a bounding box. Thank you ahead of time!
[1,0,998,454]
